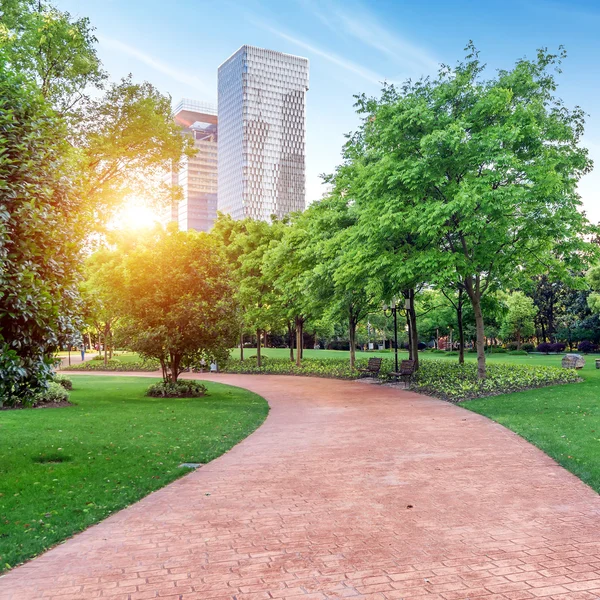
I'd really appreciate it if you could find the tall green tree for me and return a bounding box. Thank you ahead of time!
[345,44,596,378]
[0,65,84,404]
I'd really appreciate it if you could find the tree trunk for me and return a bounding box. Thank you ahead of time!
[295,316,303,367]
[404,289,419,370]
[109,328,113,359]
[240,328,244,361]
[465,275,486,379]
[170,354,180,382]
[256,329,262,368]
[457,305,465,365]
[103,323,109,367]
[288,321,294,362]
[516,330,521,350]
[349,315,357,369]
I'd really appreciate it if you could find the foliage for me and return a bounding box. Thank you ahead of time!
[335,44,597,379]
[508,350,528,355]
[520,343,535,352]
[550,342,567,353]
[146,380,208,398]
[31,381,70,407]
[409,360,580,402]
[106,226,238,382]
[0,376,268,572]
[224,356,363,379]
[52,374,73,390]
[537,342,553,353]
[0,0,106,115]
[577,340,596,353]
[0,63,84,406]
[65,358,159,372]
[499,292,536,348]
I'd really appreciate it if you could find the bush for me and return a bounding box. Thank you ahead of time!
[505,342,519,351]
[537,342,552,354]
[417,342,427,350]
[520,343,535,352]
[578,341,596,354]
[146,380,208,398]
[327,341,350,351]
[409,361,581,402]
[31,381,70,407]
[53,374,73,390]
[67,358,160,372]
[508,350,528,355]
[490,347,506,353]
[550,342,566,353]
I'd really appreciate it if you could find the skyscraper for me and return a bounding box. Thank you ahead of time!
[163,99,218,231]
[218,45,309,221]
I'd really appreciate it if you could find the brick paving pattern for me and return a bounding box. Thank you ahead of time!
[2,374,600,600]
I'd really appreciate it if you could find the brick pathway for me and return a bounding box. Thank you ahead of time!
[2,374,600,600]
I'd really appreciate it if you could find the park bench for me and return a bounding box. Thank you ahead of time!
[357,357,382,378]
[389,359,416,388]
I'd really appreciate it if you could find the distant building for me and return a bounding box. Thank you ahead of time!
[163,99,218,232]
[217,45,309,221]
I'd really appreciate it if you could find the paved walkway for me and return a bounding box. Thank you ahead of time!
[2,374,600,600]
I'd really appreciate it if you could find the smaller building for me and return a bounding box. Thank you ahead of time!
[163,99,218,232]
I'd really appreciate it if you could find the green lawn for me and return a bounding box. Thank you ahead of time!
[0,376,268,572]
[465,358,600,494]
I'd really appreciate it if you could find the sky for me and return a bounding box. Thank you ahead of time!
[56,0,600,223]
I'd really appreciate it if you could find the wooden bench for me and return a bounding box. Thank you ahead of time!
[357,357,382,378]
[389,359,416,387]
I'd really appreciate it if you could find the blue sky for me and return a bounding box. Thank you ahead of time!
[57,0,600,221]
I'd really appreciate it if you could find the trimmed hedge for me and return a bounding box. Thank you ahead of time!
[222,356,582,402]
[66,358,160,372]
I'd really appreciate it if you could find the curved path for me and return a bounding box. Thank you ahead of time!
[2,374,600,600]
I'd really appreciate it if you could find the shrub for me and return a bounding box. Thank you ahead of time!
[577,341,596,354]
[508,350,528,355]
[327,341,350,351]
[490,347,506,354]
[146,380,208,398]
[408,361,581,402]
[520,343,535,352]
[31,381,70,407]
[67,358,160,372]
[505,342,519,351]
[53,374,73,390]
[550,342,566,353]
[537,342,552,354]
[417,342,427,350]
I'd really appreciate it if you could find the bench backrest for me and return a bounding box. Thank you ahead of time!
[367,357,383,371]
[399,359,415,375]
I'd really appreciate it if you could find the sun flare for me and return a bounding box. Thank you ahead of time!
[113,200,162,230]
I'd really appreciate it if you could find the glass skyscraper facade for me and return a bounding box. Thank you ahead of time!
[217,45,309,221]
[163,99,218,232]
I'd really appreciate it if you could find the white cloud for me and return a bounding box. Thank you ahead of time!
[98,35,213,96]
[252,21,387,86]
[300,0,439,75]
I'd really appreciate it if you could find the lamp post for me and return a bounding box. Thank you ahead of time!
[383,299,399,373]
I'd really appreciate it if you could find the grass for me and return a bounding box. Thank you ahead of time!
[465,358,600,494]
[0,376,268,572]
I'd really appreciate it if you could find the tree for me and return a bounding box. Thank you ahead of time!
[109,226,238,382]
[0,0,106,115]
[346,44,596,378]
[499,291,536,349]
[0,64,85,404]
[587,265,600,314]
[213,215,286,367]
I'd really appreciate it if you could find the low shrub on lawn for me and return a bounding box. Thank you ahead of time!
[67,358,160,372]
[408,361,581,402]
[224,356,582,402]
[52,374,73,390]
[146,380,208,398]
[31,381,70,407]
[224,357,361,379]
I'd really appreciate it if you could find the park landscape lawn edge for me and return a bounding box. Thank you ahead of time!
[0,376,270,573]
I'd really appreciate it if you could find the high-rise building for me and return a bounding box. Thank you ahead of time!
[217,45,309,221]
[163,99,218,231]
